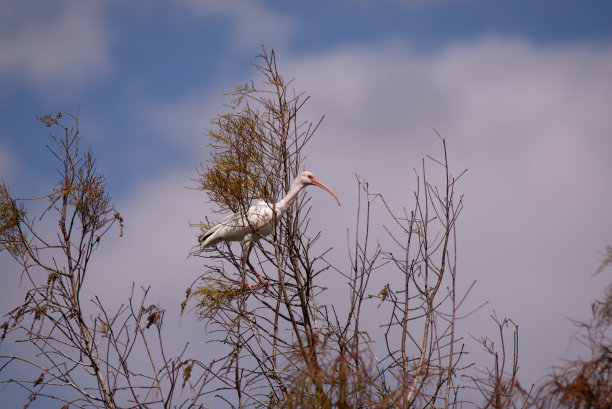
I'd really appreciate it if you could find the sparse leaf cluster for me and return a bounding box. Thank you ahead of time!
[200,113,269,211]
[0,112,207,408]
[522,256,612,409]
[0,182,26,256]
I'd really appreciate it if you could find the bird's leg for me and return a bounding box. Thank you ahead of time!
[240,245,254,290]
[241,244,270,292]
[247,257,271,292]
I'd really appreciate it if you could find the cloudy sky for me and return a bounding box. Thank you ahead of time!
[2,0,612,406]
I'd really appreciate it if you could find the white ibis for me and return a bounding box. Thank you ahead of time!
[199,171,341,291]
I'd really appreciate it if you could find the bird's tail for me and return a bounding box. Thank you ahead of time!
[198,230,210,244]
[198,224,218,247]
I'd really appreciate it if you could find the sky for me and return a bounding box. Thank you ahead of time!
[1,0,612,406]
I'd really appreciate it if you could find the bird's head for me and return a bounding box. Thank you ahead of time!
[299,171,341,206]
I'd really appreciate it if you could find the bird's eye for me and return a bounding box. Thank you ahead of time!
[308,175,312,179]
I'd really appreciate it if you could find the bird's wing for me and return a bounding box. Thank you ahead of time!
[199,211,245,247]
[219,211,244,226]
[199,202,275,247]
[246,201,275,230]
[221,201,274,232]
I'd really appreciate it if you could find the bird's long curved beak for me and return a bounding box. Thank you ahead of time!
[311,177,341,206]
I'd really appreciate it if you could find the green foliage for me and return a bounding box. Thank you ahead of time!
[191,276,243,320]
[0,182,26,257]
[34,111,62,128]
[198,113,271,212]
[594,246,612,321]
[196,48,314,217]
[52,150,112,231]
[41,111,119,239]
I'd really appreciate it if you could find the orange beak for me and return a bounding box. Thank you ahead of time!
[311,177,341,206]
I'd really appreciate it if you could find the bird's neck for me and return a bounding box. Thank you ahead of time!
[274,180,304,216]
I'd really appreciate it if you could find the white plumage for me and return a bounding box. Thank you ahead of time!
[199,200,273,247]
[199,171,340,290]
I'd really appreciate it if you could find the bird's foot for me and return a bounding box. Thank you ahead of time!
[258,277,270,293]
[242,278,270,293]
[243,281,257,291]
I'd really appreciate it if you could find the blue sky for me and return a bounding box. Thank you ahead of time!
[3,0,611,195]
[2,0,612,406]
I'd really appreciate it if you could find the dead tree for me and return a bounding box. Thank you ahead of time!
[190,48,476,408]
[0,112,208,408]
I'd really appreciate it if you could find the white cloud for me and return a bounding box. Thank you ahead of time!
[277,38,612,384]
[139,93,224,156]
[0,0,111,97]
[86,170,206,306]
[177,0,296,50]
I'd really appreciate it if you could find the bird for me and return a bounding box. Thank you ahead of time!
[199,171,341,291]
